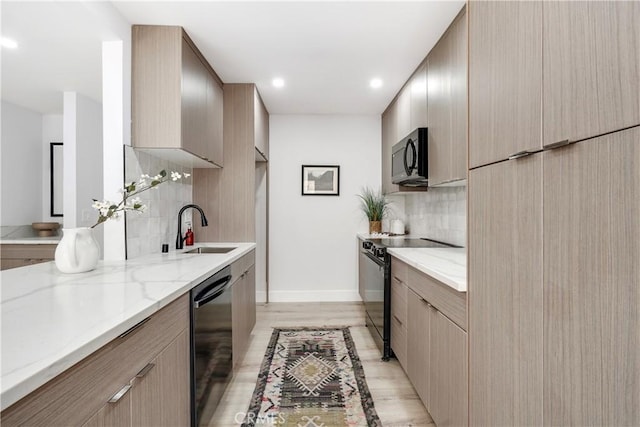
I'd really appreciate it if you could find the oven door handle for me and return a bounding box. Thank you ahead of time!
[194,275,232,308]
[364,251,385,268]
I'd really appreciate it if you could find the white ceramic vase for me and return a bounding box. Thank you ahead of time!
[55,227,100,273]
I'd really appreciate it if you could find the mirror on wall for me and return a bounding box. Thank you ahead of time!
[1,2,107,231]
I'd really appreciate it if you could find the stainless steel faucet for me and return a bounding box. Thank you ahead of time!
[176,204,208,249]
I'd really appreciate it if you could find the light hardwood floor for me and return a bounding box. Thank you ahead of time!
[211,302,434,427]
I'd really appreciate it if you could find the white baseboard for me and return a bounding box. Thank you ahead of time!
[264,289,362,303]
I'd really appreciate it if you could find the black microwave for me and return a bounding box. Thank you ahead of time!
[391,127,428,186]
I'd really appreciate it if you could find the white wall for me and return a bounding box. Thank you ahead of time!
[1,101,43,225]
[63,92,104,251]
[269,115,381,302]
[41,114,63,222]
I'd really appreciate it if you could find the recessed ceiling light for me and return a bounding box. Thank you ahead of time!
[1,37,18,49]
[272,78,285,88]
[370,78,383,89]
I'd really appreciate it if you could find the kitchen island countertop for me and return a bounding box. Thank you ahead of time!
[0,242,255,411]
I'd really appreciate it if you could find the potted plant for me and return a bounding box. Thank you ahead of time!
[357,187,389,234]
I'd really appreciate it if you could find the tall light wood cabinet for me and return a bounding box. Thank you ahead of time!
[468,1,542,168]
[543,128,639,426]
[194,84,268,242]
[468,154,543,427]
[468,3,639,426]
[132,25,224,168]
[543,1,640,146]
[427,7,467,186]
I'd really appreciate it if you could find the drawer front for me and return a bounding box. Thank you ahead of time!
[391,256,408,284]
[391,313,408,369]
[1,294,189,426]
[408,266,467,331]
[231,249,256,283]
[391,276,408,326]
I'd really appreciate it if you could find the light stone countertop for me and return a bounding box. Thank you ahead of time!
[0,242,255,411]
[387,247,467,292]
[0,225,61,244]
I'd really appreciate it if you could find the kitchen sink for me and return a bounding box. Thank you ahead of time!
[184,247,236,254]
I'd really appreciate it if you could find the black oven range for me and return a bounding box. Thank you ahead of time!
[360,237,456,360]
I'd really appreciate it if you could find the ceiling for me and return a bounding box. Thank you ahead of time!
[2,1,464,115]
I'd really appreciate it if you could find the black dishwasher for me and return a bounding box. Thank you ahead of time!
[190,265,233,427]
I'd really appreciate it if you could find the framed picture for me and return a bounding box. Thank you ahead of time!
[301,165,340,196]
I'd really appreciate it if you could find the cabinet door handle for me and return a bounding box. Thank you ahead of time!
[543,139,573,151]
[108,383,132,403]
[508,150,533,160]
[420,298,432,308]
[136,363,155,378]
[393,314,403,326]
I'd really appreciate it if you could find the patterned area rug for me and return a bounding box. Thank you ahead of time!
[242,327,381,427]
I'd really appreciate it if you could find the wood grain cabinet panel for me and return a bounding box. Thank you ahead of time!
[194,84,266,242]
[543,127,640,426]
[427,7,467,186]
[410,61,428,130]
[406,288,431,406]
[0,244,56,270]
[468,0,542,168]
[232,252,256,369]
[382,100,400,195]
[428,311,467,427]
[543,1,640,146]
[396,85,412,141]
[132,25,223,167]
[390,276,408,368]
[468,154,543,427]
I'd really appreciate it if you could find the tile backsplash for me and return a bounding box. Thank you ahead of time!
[124,147,192,259]
[404,186,466,247]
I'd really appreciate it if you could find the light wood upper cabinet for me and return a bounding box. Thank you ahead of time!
[543,2,640,146]
[410,61,428,130]
[468,154,543,427]
[396,85,412,140]
[254,87,269,161]
[132,25,224,168]
[468,1,542,168]
[543,128,639,426]
[427,7,467,186]
[382,100,400,195]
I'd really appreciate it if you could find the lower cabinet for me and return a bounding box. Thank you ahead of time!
[1,295,190,427]
[0,244,56,270]
[84,330,190,427]
[429,311,468,427]
[390,255,468,427]
[231,250,256,368]
[406,289,431,405]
